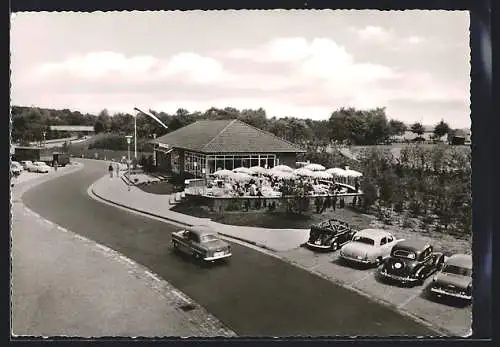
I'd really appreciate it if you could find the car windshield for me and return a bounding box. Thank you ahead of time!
[443,264,472,277]
[392,249,417,260]
[200,234,219,243]
[352,236,375,246]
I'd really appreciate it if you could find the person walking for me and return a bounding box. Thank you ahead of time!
[108,163,114,178]
[53,160,58,172]
[115,162,120,177]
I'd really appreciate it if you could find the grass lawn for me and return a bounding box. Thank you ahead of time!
[136,181,183,195]
[171,202,374,230]
[171,200,471,254]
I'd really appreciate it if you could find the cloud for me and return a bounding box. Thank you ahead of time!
[37,51,159,79]
[159,52,223,84]
[15,36,469,127]
[406,35,425,45]
[356,25,393,42]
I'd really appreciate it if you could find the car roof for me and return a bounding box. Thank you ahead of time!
[355,228,393,240]
[394,239,431,252]
[446,254,472,269]
[187,225,217,237]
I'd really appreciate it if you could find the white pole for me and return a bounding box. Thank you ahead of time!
[134,115,137,161]
[153,133,157,166]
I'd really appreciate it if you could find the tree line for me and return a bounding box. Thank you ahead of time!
[12,105,461,147]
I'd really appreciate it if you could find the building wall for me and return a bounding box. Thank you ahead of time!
[276,153,298,168]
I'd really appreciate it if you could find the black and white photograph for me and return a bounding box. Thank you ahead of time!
[10,10,474,337]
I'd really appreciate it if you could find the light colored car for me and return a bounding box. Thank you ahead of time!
[428,253,472,301]
[21,160,33,170]
[339,229,402,266]
[172,225,232,262]
[11,161,23,176]
[30,161,51,173]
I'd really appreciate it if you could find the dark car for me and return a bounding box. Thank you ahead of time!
[428,253,472,302]
[306,218,357,251]
[172,225,232,262]
[378,239,445,286]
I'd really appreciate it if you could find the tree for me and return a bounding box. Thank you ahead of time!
[388,119,407,137]
[433,119,451,139]
[94,109,111,134]
[410,122,425,136]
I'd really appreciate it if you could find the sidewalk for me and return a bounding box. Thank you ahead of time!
[90,175,310,252]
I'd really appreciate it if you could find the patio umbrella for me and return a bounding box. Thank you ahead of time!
[213,169,234,178]
[231,172,253,182]
[344,169,363,178]
[312,170,333,180]
[326,168,348,177]
[271,171,296,180]
[233,167,254,175]
[304,163,326,171]
[271,165,294,173]
[249,166,268,175]
[294,167,315,177]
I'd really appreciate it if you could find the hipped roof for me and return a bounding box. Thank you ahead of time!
[151,119,306,154]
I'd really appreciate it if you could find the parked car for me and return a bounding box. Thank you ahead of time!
[21,160,33,170]
[306,218,357,251]
[30,161,51,173]
[428,253,472,302]
[10,161,23,176]
[171,225,232,262]
[339,229,401,267]
[378,240,445,286]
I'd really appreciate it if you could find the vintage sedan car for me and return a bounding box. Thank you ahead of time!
[10,161,23,176]
[21,160,33,170]
[428,253,472,302]
[171,225,232,262]
[29,161,51,173]
[306,218,357,251]
[378,240,445,286]
[339,229,401,266]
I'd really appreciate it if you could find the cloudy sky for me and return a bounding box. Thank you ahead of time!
[11,10,470,127]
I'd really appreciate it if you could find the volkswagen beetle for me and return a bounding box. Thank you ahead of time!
[172,225,232,262]
[378,240,445,286]
[306,218,357,252]
[428,253,472,302]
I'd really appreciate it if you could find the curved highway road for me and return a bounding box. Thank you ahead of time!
[23,159,435,336]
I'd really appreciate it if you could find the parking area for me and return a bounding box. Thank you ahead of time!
[12,166,68,184]
[280,247,472,336]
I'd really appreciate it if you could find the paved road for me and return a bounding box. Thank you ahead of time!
[22,159,436,336]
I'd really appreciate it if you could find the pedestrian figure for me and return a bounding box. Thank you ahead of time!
[116,163,120,177]
[108,163,114,178]
[332,195,337,211]
[53,160,58,172]
[339,197,345,209]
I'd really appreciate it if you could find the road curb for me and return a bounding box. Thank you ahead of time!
[91,186,193,228]
[90,182,280,253]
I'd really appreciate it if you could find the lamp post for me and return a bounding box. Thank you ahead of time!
[125,135,132,191]
[134,115,137,161]
[42,131,46,148]
[202,168,206,195]
[193,161,198,178]
[152,133,157,167]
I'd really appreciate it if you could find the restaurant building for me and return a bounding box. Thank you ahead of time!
[151,119,306,178]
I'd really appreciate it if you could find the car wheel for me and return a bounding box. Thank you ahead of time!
[172,241,179,251]
[374,257,383,267]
